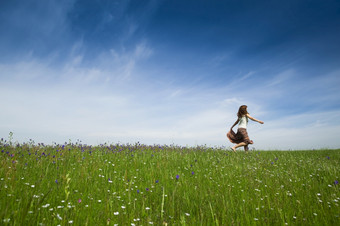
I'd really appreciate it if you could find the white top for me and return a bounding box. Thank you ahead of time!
[238,116,248,129]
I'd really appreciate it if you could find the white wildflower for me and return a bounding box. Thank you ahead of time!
[42,204,50,208]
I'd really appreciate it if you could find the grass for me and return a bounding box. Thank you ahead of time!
[0,139,339,225]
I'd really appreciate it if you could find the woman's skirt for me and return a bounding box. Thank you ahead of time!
[227,128,253,145]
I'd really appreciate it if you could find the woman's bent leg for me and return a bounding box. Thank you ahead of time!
[232,142,247,151]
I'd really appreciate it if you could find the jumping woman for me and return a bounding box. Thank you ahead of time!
[227,105,264,152]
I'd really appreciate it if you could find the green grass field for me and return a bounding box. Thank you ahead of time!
[1,139,339,225]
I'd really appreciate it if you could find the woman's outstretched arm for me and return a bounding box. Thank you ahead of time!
[246,114,264,124]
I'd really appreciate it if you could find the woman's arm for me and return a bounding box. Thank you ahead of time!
[231,119,239,130]
[246,114,264,124]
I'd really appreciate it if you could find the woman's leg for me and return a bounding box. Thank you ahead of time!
[232,142,247,152]
[244,145,249,152]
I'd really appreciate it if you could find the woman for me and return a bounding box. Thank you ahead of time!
[227,105,264,152]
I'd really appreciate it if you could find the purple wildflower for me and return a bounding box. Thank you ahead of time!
[176,175,180,180]
[335,180,339,185]
[155,180,159,183]
[55,179,58,184]
[146,188,149,191]
[137,189,140,193]
[191,171,194,175]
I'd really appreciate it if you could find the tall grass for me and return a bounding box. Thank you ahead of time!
[0,139,339,225]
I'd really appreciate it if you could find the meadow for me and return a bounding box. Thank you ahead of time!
[0,138,339,225]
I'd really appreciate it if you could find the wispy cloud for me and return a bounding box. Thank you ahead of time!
[266,69,296,87]
[253,109,340,150]
[0,0,76,59]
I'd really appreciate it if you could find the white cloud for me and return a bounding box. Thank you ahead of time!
[252,110,340,150]
[1,69,340,150]
[1,51,340,150]
[0,58,233,146]
[266,69,296,87]
[134,42,153,59]
[0,59,54,82]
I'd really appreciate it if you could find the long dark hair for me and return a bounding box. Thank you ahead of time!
[237,105,248,118]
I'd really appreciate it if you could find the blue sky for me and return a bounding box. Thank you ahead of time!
[1,0,340,149]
